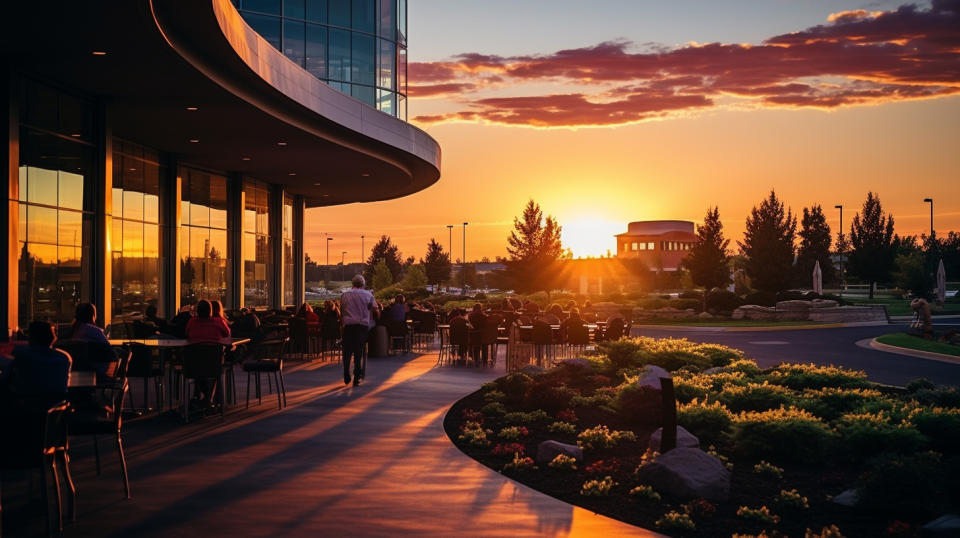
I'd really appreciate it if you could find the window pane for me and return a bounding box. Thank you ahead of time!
[123,219,144,258]
[58,210,83,247]
[352,33,375,86]
[351,84,375,106]
[27,206,57,244]
[378,0,394,40]
[58,171,85,211]
[27,167,58,207]
[242,0,281,14]
[328,29,351,81]
[245,13,282,50]
[305,0,327,22]
[306,24,327,79]
[283,19,305,67]
[397,0,406,44]
[283,0,304,18]
[378,39,395,89]
[329,0,350,27]
[352,0,374,33]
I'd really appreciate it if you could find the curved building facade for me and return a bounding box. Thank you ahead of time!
[615,220,698,271]
[235,0,408,119]
[1,0,439,334]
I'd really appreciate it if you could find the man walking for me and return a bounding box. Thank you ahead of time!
[341,274,378,386]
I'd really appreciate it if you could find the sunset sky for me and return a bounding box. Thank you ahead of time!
[305,0,960,266]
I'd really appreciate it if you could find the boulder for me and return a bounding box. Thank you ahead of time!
[636,365,671,390]
[732,305,776,320]
[923,514,960,534]
[810,299,838,309]
[830,489,860,507]
[634,448,731,501]
[536,440,582,464]
[775,300,812,311]
[520,365,546,377]
[649,426,700,452]
[557,358,592,370]
[696,311,713,319]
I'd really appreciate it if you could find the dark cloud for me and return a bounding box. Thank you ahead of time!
[409,1,960,128]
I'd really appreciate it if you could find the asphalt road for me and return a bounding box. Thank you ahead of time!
[631,323,960,387]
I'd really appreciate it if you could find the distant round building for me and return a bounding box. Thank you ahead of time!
[615,221,697,271]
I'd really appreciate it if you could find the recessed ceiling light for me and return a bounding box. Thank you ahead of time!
[70,133,82,138]
[186,106,198,111]
[277,142,287,146]
[129,168,136,171]
[288,172,296,176]
[241,157,251,161]
[360,173,370,177]
[322,194,330,197]
[189,139,199,143]
[91,51,107,56]
[313,183,323,186]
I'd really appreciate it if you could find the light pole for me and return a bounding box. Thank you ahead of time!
[835,205,844,295]
[360,235,365,266]
[341,251,347,281]
[461,222,468,293]
[446,225,453,292]
[924,198,934,237]
[326,236,333,284]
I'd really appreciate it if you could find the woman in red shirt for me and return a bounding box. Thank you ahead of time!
[186,300,231,343]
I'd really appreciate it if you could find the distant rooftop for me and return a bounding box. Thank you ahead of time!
[616,220,695,237]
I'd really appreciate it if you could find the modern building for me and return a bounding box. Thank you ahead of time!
[615,220,698,271]
[1,0,440,336]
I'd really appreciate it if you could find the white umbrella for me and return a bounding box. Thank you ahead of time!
[813,260,823,295]
[937,258,946,305]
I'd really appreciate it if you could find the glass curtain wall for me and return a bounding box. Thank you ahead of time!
[180,167,231,307]
[16,81,95,328]
[236,0,408,119]
[111,140,162,320]
[243,179,272,308]
[282,194,295,307]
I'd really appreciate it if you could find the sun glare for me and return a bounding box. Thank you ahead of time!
[560,217,622,259]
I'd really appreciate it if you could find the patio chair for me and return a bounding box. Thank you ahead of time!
[481,318,500,366]
[287,318,309,360]
[531,320,558,367]
[69,379,131,499]
[125,343,164,412]
[244,338,289,410]
[605,318,625,341]
[446,319,469,365]
[386,320,411,355]
[321,321,341,360]
[0,400,76,534]
[413,313,437,351]
[565,323,590,357]
[180,343,226,422]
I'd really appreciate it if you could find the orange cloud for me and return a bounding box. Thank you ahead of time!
[411,0,960,128]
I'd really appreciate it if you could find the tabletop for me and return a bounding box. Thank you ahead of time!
[109,337,251,349]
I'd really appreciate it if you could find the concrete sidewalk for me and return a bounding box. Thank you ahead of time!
[26,352,653,537]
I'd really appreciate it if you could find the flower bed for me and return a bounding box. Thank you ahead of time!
[444,337,960,536]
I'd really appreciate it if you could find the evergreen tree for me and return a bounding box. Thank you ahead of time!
[401,264,428,290]
[683,206,731,291]
[796,204,835,286]
[422,238,451,288]
[738,190,797,293]
[848,191,896,299]
[363,235,403,287]
[460,263,478,289]
[504,199,565,294]
[371,259,393,290]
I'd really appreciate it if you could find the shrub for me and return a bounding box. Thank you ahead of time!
[695,344,743,367]
[906,378,936,392]
[609,383,661,420]
[677,399,734,446]
[647,350,711,372]
[502,409,549,424]
[705,445,733,471]
[547,421,577,435]
[483,390,506,403]
[569,393,615,408]
[461,408,484,424]
[596,339,652,372]
[775,489,809,509]
[673,377,711,403]
[744,291,777,306]
[765,363,870,390]
[629,485,662,502]
[706,289,744,312]
[491,442,526,457]
[481,402,506,416]
[835,412,928,458]
[908,407,960,449]
[585,458,621,475]
[730,407,835,462]
[718,382,795,413]
[525,382,578,411]
[458,421,492,447]
[497,426,529,440]
[795,387,885,421]
[726,359,763,376]
[556,408,578,422]
[580,476,617,496]
[502,452,537,472]
[911,387,960,408]
[752,460,784,479]
[736,505,781,524]
[497,372,534,400]
[682,499,716,518]
[805,525,847,538]
[577,425,637,450]
[856,451,946,518]
[667,298,702,312]
[548,454,577,471]
[655,511,696,532]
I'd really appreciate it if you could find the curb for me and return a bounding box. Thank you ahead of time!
[865,338,960,365]
[633,321,890,333]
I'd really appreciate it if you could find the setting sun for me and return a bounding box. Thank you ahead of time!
[560,217,623,259]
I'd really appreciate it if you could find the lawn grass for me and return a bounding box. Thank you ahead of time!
[852,298,960,316]
[637,319,823,327]
[876,332,960,357]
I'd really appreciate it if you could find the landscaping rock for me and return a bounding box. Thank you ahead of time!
[697,311,713,319]
[830,488,860,507]
[634,448,730,501]
[731,304,776,320]
[557,358,592,370]
[923,514,960,534]
[636,365,672,390]
[649,426,700,452]
[535,440,583,464]
[703,367,726,375]
[775,300,812,311]
[519,365,546,376]
[811,299,838,308]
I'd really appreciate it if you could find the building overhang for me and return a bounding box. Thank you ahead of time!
[1,0,440,207]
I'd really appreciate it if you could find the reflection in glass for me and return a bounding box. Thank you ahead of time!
[245,13,282,49]
[306,24,327,78]
[243,179,272,308]
[180,167,231,307]
[283,19,306,67]
[283,194,296,307]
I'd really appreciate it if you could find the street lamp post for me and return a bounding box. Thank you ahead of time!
[341,251,347,281]
[446,225,453,292]
[924,198,934,237]
[461,222,468,294]
[326,236,333,284]
[835,205,844,295]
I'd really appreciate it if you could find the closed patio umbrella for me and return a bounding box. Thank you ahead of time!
[813,260,823,295]
[937,258,946,305]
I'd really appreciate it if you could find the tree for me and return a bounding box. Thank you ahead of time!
[503,199,565,294]
[460,263,478,289]
[422,238,451,289]
[893,250,931,298]
[848,192,896,299]
[796,205,835,287]
[304,253,323,282]
[683,206,731,291]
[738,190,797,293]
[401,264,428,290]
[371,259,393,290]
[363,235,403,287]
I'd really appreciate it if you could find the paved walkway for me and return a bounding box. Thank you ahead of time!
[43,352,653,537]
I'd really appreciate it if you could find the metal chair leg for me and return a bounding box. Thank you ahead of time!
[117,435,131,499]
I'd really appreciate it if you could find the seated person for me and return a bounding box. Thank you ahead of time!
[383,294,408,324]
[232,308,263,340]
[560,308,587,342]
[71,302,109,345]
[168,305,194,338]
[296,302,320,323]
[10,321,72,398]
[186,300,231,343]
[132,305,161,338]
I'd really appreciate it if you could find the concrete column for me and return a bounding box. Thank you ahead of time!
[92,102,113,328]
[293,195,305,307]
[230,174,244,310]
[161,155,181,318]
[1,72,19,338]
[270,184,283,310]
